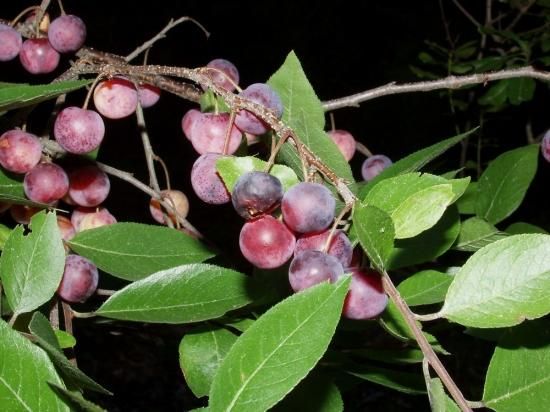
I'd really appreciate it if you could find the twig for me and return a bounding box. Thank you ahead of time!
[381,271,472,412]
[49,299,60,330]
[135,104,161,192]
[451,0,481,28]
[125,17,210,62]
[322,66,550,111]
[96,288,115,297]
[506,0,536,31]
[355,141,373,158]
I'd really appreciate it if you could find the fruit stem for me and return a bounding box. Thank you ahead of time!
[355,141,373,158]
[10,6,43,27]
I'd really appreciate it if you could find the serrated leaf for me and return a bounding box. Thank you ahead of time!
[48,383,106,412]
[29,313,112,395]
[483,320,550,411]
[397,270,453,306]
[179,325,238,398]
[216,155,299,192]
[347,366,426,395]
[209,277,350,412]
[271,372,343,412]
[54,330,77,349]
[476,145,539,224]
[68,223,214,281]
[454,217,508,252]
[353,204,394,272]
[387,206,461,269]
[0,319,69,411]
[428,378,460,412]
[0,211,65,315]
[0,80,91,112]
[440,234,550,328]
[96,264,252,323]
[268,51,354,183]
[359,130,475,199]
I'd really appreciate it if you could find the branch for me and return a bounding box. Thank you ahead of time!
[451,0,481,28]
[322,66,550,111]
[381,270,472,412]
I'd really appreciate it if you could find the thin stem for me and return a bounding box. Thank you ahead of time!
[49,299,60,330]
[506,0,535,31]
[329,112,336,131]
[355,141,373,158]
[125,16,210,62]
[468,401,486,409]
[381,271,471,412]
[154,154,172,191]
[414,312,442,322]
[56,0,66,15]
[322,66,550,111]
[70,309,96,319]
[136,103,161,192]
[323,203,352,253]
[450,0,481,28]
[82,74,104,110]
[8,313,18,327]
[10,6,42,26]
[96,288,115,296]
[223,111,237,155]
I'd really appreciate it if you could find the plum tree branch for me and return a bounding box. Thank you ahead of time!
[322,66,550,111]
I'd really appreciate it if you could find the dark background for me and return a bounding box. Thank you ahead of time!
[2,1,549,410]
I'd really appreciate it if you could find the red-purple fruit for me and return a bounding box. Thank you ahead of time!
[337,268,388,319]
[542,129,550,163]
[289,250,343,292]
[361,155,392,182]
[0,130,42,173]
[54,107,105,154]
[93,77,138,119]
[181,109,202,141]
[239,215,296,269]
[19,38,60,74]
[282,182,335,234]
[327,129,356,161]
[295,229,353,268]
[149,190,189,224]
[138,84,161,108]
[57,255,98,303]
[57,215,76,242]
[71,206,117,232]
[47,14,86,53]
[189,112,242,155]
[67,165,110,207]
[204,58,240,91]
[190,153,230,204]
[235,83,283,135]
[0,23,23,61]
[10,205,41,225]
[231,171,283,219]
[24,163,69,204]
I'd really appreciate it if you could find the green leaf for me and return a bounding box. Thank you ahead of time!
[200,89,230,113]
[456,181,478,215]
[428,378,460,412]
[476,145,539,224]
[387,206,460,269]
[68,223,214,281]
[506,78,536,105]
[440,234,550,328]
[353,204,394,272]
[364,173,468,239]
[209,277,350,412]
[179,325,238,398]
[0,80,91,112]
[29,313,112,395]
[48,383,106,412]
[54,330,77,349]
[454,217,508,252]
[505,222,548,235]
[359,130,475,199]
[347,366,426,395]
[268,51,354,183]
[216,155,299,192]
[0,319,69,411]
[483,320,550,411]
[0,222,11,250]
[271,373,343,412]
[96,264,252,323]
[478,80,509,107]
[397,270,453,306]
[348,347,424,365]
[0,211,65,315]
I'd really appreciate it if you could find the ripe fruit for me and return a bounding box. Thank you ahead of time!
[235,83,283,135]
[93,77,138,119]
[181,109,202,140]
[0,130,42,173]
[149,190,189,224]
[288,250,343,292]
[361,154,392,181]
[57,255,98,303]
[337,268,388,319]
[327,129,356,161]
[542,129,550,163]
[24,163,69,204]
[47,14,86,53]
[10,205,41,224]
[67,165,110,207]
[239,215,296,269]
[189,112,242,155]
[0,23,23,61]
[137,84,161,108]
[54,107,105,154]
[190,153,230,204]
[204,58,240,91]
[295,229,353,268]
[19,38,60,74]
[57,215,76,242]
[71,207,117,232]
[282,182,335,234]
[232,171,283,219]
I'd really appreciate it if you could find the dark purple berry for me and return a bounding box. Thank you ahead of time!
[232,171,283,219]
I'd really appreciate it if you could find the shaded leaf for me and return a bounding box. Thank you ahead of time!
[456,181,477,215]
[505,222,548,235]
[347,366,426,395]
[507,78,536,105]
[54,330,77,349]
[347,347,424,365]
[454,217,508,252]
[48,383,106,412]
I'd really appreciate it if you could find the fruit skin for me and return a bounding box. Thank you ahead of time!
[204,58,240,92]
[191,153,231,205]
[48,14,86,53]
[232,171,283,219]
[54,107,105,154]
[57,255,98,303]
[71,207,117,232]
[24,163,69,204]
[361,154,393,181]
[337,268,388,320]
[93,77,138,119]
[0,130,42,173]
[149,190,189,224]
[189,112,242,155]
[235,83,283,135]
[19,38,60,74]
[181,109,202,140]
[542,129,550,163]
[239,215,296,269]
[327,129,356,161]
[67,165,110,207]
[295,229,353,268]
[288,250,343,292]
[281,182,336,234]
[138,84,161,108]
[0,23,23,62]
